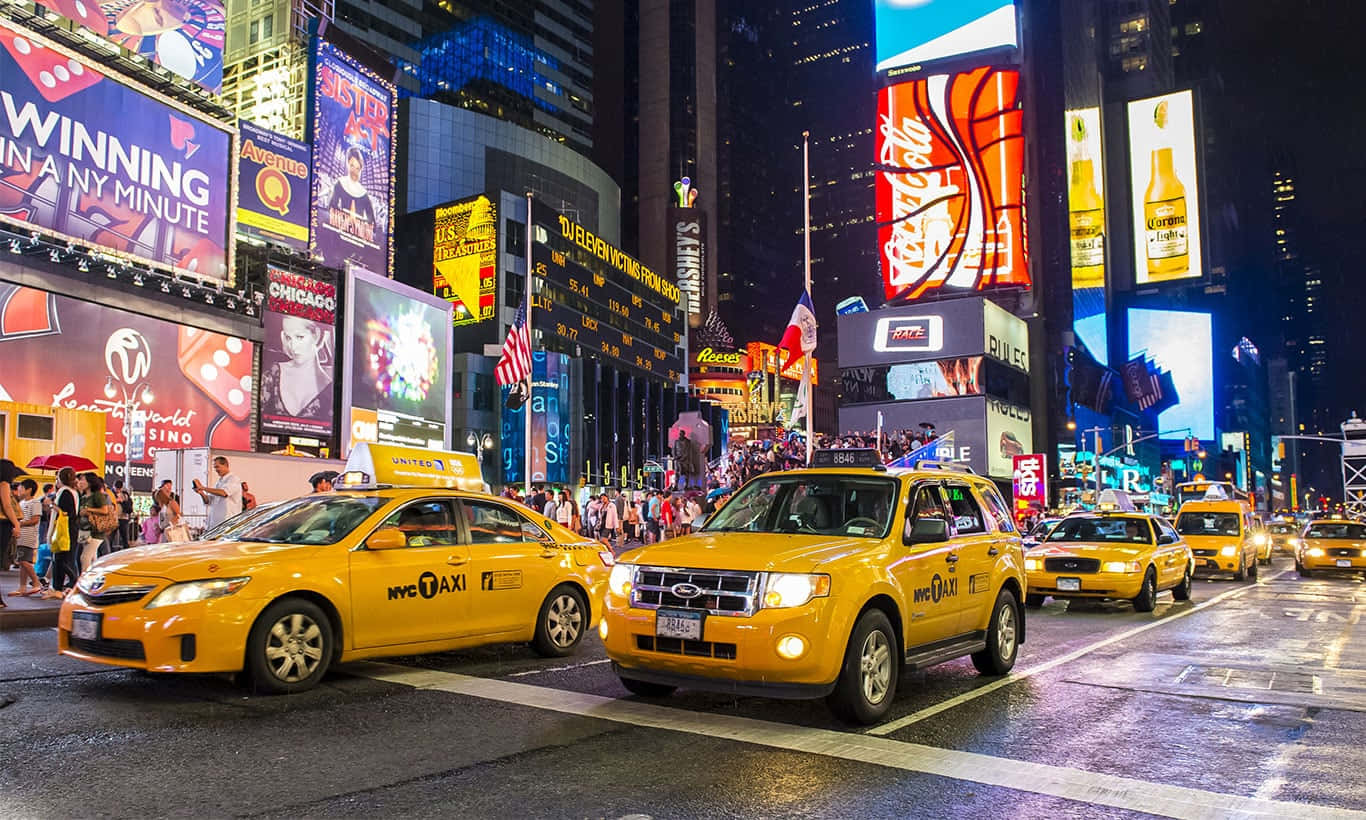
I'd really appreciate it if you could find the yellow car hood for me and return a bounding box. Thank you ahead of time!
[619,531,872,573]
[91,540,319,580]
[1027,543,1145,561]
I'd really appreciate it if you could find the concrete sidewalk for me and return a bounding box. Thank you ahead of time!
[0,569,61,630]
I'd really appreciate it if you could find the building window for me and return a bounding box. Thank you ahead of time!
[473,373,496,413]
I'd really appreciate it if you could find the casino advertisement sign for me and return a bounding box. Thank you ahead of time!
[0,21,234,282]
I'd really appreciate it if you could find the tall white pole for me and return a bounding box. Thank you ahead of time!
[525,192,534,499]
[802,131,814,465]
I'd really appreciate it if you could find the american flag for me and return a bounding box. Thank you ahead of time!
[495,304,531,387]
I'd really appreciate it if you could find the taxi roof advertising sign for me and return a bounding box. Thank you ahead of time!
[877,67,1028,303]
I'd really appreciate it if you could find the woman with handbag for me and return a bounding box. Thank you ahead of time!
[42,468,80,599]
[155,480,189,543]
[77,473,116,573]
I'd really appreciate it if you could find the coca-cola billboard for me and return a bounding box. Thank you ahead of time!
[0,284,253,490]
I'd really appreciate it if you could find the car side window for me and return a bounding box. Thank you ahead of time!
[463,501,529,544]
[904,485,949,541]
[977,484,1017,533]
[378,500,459,548]
[943,484,986,535]
[1158,519,1180,543]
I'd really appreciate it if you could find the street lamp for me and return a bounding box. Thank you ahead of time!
[105,377,153,486]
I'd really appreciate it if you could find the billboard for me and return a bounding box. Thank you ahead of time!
[33,0,224,93]
[985,397,1032,479]
[668,208,706,327]
[259,268,336,439]
[841,358,985,404]
[310,37,396,276]
[1127,308,1212,440]
[342,267,451,453]
[237,120,310,250]
[838,298,1025,370]
[875,1,1018,78]
[0,284,252,490]
[1066,106,1108,364]
[501,351,572,485]
[1128,91,1202,285]
[841,396,988,475]
[877,68,1027,303]
[0,21,233,281]
[1012,453,1047,517]
[433,195,498,327]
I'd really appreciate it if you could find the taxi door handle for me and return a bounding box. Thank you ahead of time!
[540,549,559,559]
[987,546,1000,556]
[945,553,959,564]
[446,555,468,567]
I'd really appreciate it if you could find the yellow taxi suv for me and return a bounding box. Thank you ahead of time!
[58,444,611,694]
[1265,520,1301,558]
[1174,494,1259,581]
[1023,509,1193,612]
[601,450,1027,725]
[1295,519,1366,577]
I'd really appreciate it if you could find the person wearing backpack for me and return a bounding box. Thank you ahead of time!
[43,468,81,599]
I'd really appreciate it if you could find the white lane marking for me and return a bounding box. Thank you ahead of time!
[869,570,1289,736]
[507,658,611,677]
[351,660,1362,820]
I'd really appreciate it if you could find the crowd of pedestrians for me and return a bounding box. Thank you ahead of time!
[503,484,716,552]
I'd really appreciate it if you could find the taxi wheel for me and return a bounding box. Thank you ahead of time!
[971,589,1020,676]
[827,609,899,725]
[1024,594,1046,609]
[1131,569,1158,613]
[1247,557,1259,581]
[245,598,334,695]
[1234,554,1248,582]
[1297,563,1313,578]
[532,584,588,657]
[619,676,676,698]
[1172,565,1193,601]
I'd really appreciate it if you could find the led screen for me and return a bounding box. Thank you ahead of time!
[260,267,335,439]
[1127,91,1202,285]
[433,194,497,327]
[501,351,572,485]
[875,0,1018,76]
[1127,308,1212,440]
[342,267,451,452]
[877,68,1027,303]
[238,120,310,250]
[0,21,233,281]
[310,37,396,276]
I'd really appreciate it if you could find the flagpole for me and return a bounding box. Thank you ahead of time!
[802,130,814,465]
[524,191,534,499]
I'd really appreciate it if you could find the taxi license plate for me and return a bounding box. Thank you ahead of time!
[71,611,101,641]
[1057,577,1081,592]
[655,609,703,641]
[1337,559,1353,568]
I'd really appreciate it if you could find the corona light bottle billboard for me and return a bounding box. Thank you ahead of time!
[1128,91,1201,285]
[1067,111,1105,290]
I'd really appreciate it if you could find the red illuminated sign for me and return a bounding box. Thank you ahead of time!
[1012,453,1047,516]
[877,67,1027,302]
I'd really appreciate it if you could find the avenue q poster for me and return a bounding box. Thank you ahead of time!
[0,284,253,489]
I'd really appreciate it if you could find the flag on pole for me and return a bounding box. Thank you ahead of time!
[777,291,818,371]
[496,304,532,408]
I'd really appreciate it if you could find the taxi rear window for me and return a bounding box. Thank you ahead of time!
[234,496,386,545]
[1046,517,1152,544]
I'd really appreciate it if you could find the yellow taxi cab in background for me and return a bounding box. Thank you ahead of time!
[1174,490,1260,581]
[1265,519,1302,557]
[602,450,1027,725]
[58,444,611,694]
[1023,495,1193,612]
[1295,519,1366,577]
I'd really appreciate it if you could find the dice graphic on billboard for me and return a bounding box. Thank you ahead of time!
[178,327,252,422]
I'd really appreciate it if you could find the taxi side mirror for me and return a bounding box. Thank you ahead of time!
[905,517,949,545]
[366,527,407,551]
[1157,533,1176,545]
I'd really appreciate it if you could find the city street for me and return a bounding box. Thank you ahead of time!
[2,558,1364,819]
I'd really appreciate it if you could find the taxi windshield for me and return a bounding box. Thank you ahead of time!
[702,475,898,538]
[1267,523,1297,535]
[1046,516,1152,544]
[1304,522,1366,540]
[1176,512,1241,536]
[233,496,386,545]
[201,501,285,540]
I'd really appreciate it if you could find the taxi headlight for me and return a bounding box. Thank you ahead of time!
[145,578,250,609]
[609,563,635,598]
[1024,558,1041,572]
[1103,560,1142,574]
[1220,545,1238,557]
[1306,547,1325,558]
[1287,538,1301,548]
[1253,533,1268,546]
[763,573,831,608]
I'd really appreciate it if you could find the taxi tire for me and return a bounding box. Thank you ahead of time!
[827,609,899,725]
[1247,557,1259,581]
[532,584,588,657]
[1131,569,1158,612]
[971,589,1020,676]
[1171,565,1193,601]
[245,598,334,695]
[1234,554,1248,582]
[1297,563,1313,578]
[1024,594,1046,609]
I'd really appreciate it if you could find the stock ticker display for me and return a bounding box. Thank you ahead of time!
[534,216,685,383]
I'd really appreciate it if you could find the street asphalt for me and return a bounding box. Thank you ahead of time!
[2,556,1364,819]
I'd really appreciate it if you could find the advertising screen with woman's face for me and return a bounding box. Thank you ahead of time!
[260,268,337,439]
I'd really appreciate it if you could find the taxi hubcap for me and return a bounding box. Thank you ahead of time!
[265,613,324,682]
[860,630,892,705]
[997,604,1016,659]
[547,594,583,647]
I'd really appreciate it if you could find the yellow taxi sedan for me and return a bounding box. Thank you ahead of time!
[58,447,611,694]
[1024,512,1193,612]
[1296,519,1366,577]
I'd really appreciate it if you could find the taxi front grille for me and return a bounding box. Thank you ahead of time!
[1329,548,1364,557]
[69,637,146,660]
[83,585,157,606]
[1043,557,1101,574]
[1192,548,1218,557]
[636,634,738,660]
[632,566,760,616]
